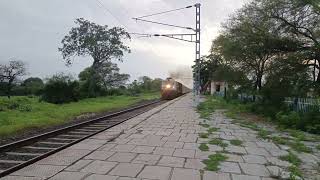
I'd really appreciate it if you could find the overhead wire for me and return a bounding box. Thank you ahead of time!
[95,0,130,29]
[132,18,195,31]
[135,5,193,19]
[93,0,165,61]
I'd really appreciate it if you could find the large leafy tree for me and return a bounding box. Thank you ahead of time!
[221,2,305,91]
[59,18,131,66]
[98,62,130,89]
[258,0,320,83]
[78,62,130,97]
[59,18,131,97]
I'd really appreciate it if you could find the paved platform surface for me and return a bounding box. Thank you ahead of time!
[2,94,318,180]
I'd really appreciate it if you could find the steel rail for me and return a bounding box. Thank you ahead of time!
[0,99,161,177]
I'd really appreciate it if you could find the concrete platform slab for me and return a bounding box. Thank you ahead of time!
[4,94,296,179]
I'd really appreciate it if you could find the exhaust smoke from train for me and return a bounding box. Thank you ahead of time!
[168,66,193,89]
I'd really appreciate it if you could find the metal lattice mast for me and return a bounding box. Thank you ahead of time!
[132,3,201,102]
[195,3,201,96]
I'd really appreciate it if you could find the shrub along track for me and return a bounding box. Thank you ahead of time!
[0,99,166,177]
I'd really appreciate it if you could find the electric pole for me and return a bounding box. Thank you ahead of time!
[195,3,201,102]
[132,3,201,104]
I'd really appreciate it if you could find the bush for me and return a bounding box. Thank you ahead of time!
[303,108,320,134]
[273,108,320,134]
[41,74,80,104]
[0,97,33,112]
[103,88,126,96]
[276,111,300,128]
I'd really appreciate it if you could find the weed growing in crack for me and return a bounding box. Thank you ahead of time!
[279,152,301,166]
[208,138,228,148]
[288,165,303,179]
[258,129,271,139]
[288,130,306,141]
[199,143,209,151]
[199,133,209,138]
[207,127,219,134]
[203,153,228,171]
[230,139,243,146]
[290,140,312,153]
[199,123,210,128]
[271,136,289,145]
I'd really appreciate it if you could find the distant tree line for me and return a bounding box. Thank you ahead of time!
[0,60,162,104]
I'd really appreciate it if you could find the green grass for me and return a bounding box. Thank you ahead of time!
[271,136,312,153]
[0,92,159,137]
[289,141,313,153]
[230,139,243,146]
[207,127,219,134]
[208,138,228,148]
[233,119,261,131]
[257,129,271,139]
[271,136,289,145]
[203,153,228,171]
[199,123,210,128]
[199,133,209,138]
[279,152,302,166]
[197,96,234,119]
[288,166,303,179]
[288,130,306,141]
[199,143,209,151]
[316,144,320,151]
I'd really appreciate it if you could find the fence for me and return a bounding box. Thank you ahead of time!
[236,93,320,113]
[284,97,320,113]
[237,93,262,102]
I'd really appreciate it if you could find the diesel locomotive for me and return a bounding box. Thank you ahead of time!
[161,78,190,100]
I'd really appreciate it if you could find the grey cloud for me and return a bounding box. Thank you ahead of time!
[0,0,248,81]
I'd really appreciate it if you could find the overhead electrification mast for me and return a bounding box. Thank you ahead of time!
[132,3,201,103]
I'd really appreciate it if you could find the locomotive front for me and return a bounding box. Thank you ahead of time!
[161,78,181,100]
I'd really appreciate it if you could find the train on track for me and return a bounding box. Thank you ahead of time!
[161,78,190,100]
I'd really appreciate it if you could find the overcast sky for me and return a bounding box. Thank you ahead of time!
[0,0,249,83]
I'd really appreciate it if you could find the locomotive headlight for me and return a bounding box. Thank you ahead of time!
[165,84,171,89]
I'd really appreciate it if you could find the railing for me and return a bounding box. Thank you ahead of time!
[235,93,320,113]
[214,91,225,97]
[237,93,262,102]
[284,97,320,113]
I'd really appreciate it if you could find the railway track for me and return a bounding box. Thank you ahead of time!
[0,99,163,177]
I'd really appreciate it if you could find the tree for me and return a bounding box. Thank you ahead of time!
[258,0,320,84]
[139,76,153,91]
[78,62,130,97]
[59,18,131,97]
[0,60,27,98]
[59,18,131,66]
[98,62,130,89]
[197,54,249,93]
[41,73,80,104]
[151,78,162,91]
[22,77,44,95]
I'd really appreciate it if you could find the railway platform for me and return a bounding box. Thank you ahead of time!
[2,94,318,180]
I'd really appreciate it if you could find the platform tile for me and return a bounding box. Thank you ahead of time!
[109,163,144,177]
[12,164,66,178]
[171,168,200,180]
[48,171,88,180]
[137,165,171,180]
[80,160,117,174]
